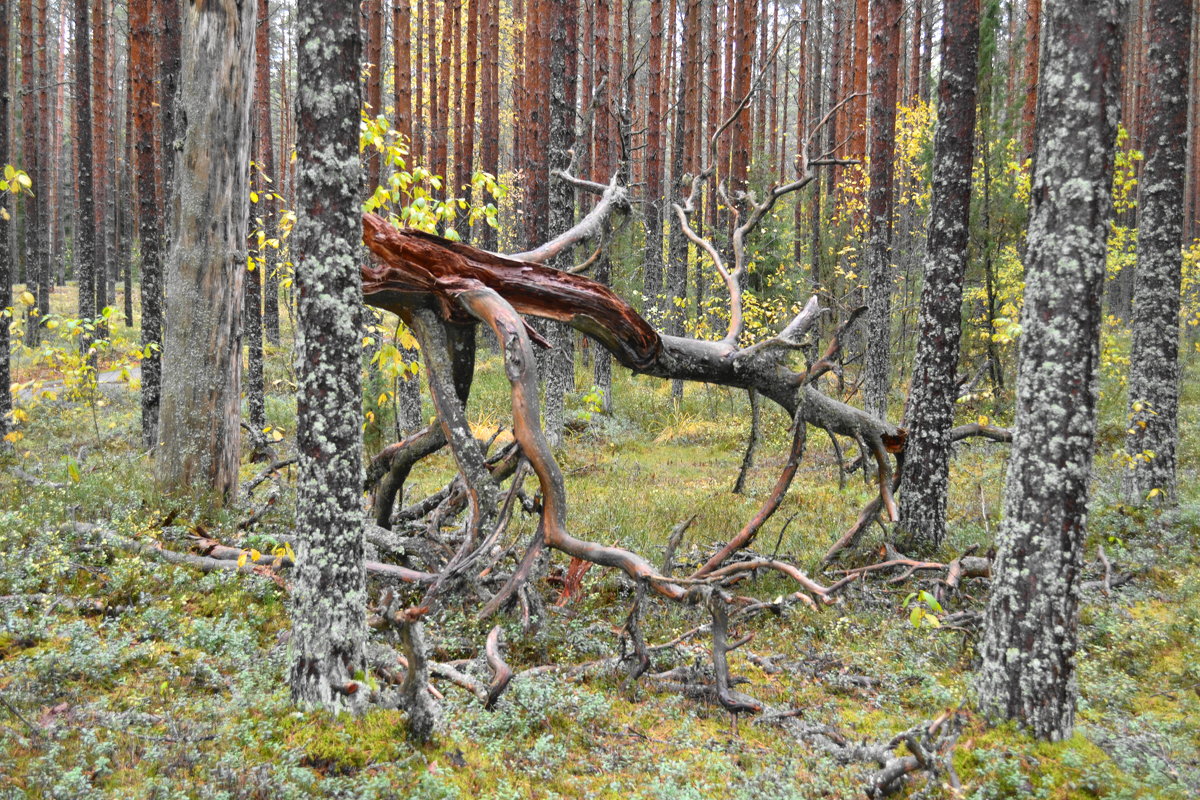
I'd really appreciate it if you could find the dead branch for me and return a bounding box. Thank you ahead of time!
[483,624,513,709]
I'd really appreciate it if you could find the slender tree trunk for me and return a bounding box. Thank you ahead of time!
[428,0,439,176]
[395,0,412,146]
[461,0,477,242]
[896,0,980,554]
[643,0,664,310]
[132,0,161,445]
[1022,0,1041,159]
[414,0,425,163]
[862,0,901,419]
[34,0,50,330]
[976,0,1127,741]
[20,0,43,343]
[74,0,96,327]
[544,0,579,445]
[436,0,451,185]
[91,0,110,323]
[366,0,383,187]
[1123,0,1193,504]
[479,0,499,251]
[155,0,256,502]
[289,0,368,714]
[256,0,280,344]
[0,0,10,441]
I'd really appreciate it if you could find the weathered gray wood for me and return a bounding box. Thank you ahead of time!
[155,0,256,502]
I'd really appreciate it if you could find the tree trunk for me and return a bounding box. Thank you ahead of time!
[34,0,51,332]
[155,0,256,503]
[74,0,96,327]
[394,0,412,146]
[543,0,579,445]
[436,0,451,185]
[20,0,43,343]
[461,0,477,242]
[1022,0,1041,159]
[976,0,1127,742]
[643,0,664,310]
[290,0,368,714]
[366,0,383,187]
[0,0,10,442]
[479,0,499,252]
[256,0,280,344]
[91,0,110,324]
[896,0,980,554]
[132,0,162,445]
[1122,0,1193,504]
[862,0,901,419]
[413,0,424,163]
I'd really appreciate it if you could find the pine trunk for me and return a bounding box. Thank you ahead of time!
[544,0,578,445]
[155,0,256,502]
[862,0,901,419]
[20,0,43,343]
[1122,0,1193,504]
[394,0,412,146]
[896,0,980,554]
[74,0,96,326]
[132,0,162,445]
[289,0,368,714]
[256,0,280,344]
[0,0,10,441]
[643,0,664,309]
[976,0,1127,741]
[1022,0,1041,158]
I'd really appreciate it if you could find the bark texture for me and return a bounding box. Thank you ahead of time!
[1122,0,1193,504]
[288,0,368,713]
[976,0,1127,741]
[132,0,161,445]
[862,0,901,420]
[155,0,256,502]
[896,0,980,553]
[544,0,579,445]
[0,0,8,441]
[73,0,96,325]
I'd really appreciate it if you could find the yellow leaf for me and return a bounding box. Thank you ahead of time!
[18,291,35,306]
[1147,488,1162,499]
[250,549,262,562]
[3,431,23,443]
[250,190,260,203]
[977,415,989,426]
[237,552,248,568]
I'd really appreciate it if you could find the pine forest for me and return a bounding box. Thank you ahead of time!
[2,0,1200,796]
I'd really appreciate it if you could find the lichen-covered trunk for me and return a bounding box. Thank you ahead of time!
[19,0,44,345]
[976,0,1127,742]
[896,0,980,554]
[862,0,901,420]
[544,0,579,445]
[0,0,9,441]
[91,0,110,324]
[256,0,280,345]
[288,0,367,713]
[1122,0,1192,504]
[73,0,96,327]
[155,0,255,502]
[132,0,161,446]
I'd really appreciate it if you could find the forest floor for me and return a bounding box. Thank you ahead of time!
[2,298,1200,799]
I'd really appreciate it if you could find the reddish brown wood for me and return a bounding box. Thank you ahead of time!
[1022,0,1041,158]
